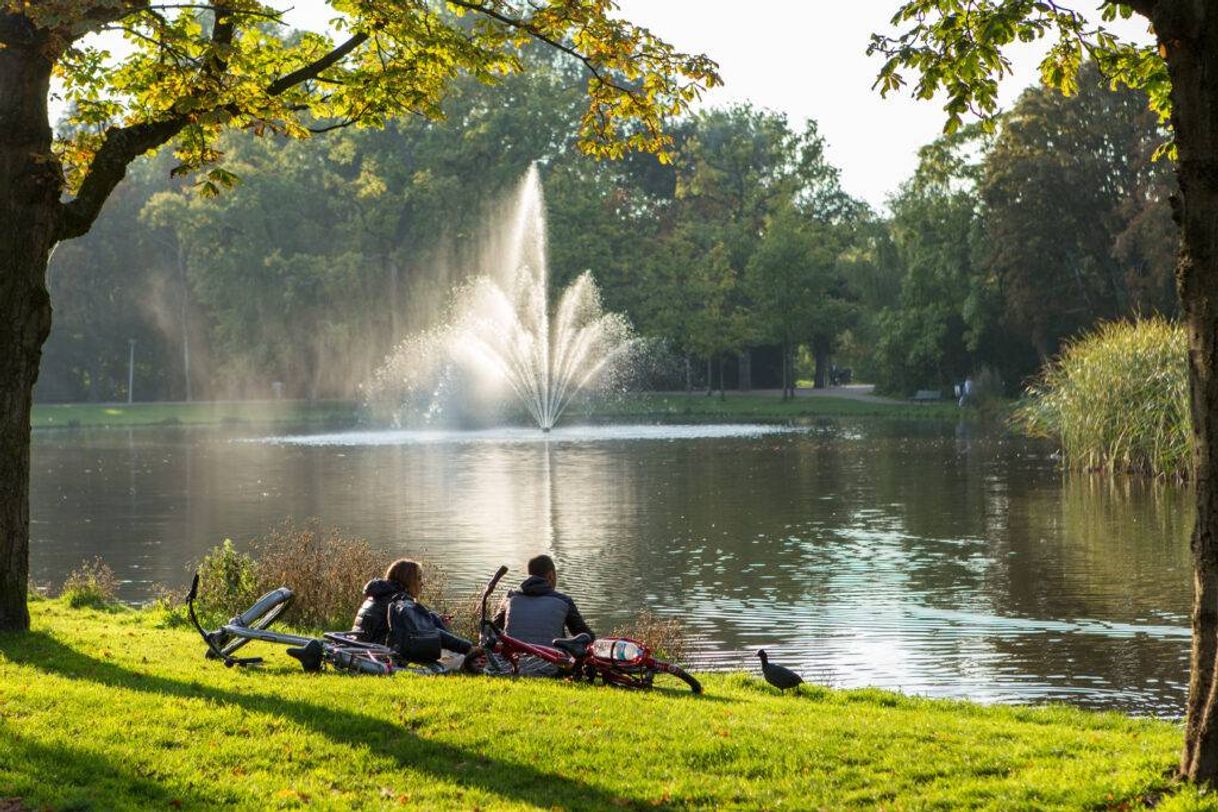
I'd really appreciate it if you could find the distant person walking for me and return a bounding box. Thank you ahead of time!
[959,376,974,408]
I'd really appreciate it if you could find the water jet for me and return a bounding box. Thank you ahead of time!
[370,165,635,430]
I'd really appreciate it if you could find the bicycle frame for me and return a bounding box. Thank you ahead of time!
[474,566,701,693]
[185,573,400,675]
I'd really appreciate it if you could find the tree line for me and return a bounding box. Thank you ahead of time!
[40,58,1173,403]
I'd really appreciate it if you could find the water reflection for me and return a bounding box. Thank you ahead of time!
[29,420,1192,714]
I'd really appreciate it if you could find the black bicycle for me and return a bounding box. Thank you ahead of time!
[185,573,442,675]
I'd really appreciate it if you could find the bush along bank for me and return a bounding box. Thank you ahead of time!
[1016,318,1191,479]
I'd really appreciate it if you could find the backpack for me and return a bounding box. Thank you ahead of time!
[387,597,443,663]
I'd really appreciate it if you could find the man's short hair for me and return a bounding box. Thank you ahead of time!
[527,554,556,577]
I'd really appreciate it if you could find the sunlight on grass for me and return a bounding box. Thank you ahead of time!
[0,601,1210,810]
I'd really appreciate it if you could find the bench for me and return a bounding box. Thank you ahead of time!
[912,389,943,402]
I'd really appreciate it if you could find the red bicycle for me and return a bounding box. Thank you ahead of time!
[472,565,702,694]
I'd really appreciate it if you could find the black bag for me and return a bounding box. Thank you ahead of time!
[387,597,443,663]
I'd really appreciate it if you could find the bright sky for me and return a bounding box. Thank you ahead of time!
[613,1,1155,211]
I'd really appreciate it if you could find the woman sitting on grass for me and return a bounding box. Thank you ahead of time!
[351,558,479,667]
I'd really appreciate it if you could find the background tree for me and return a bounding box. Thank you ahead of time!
[0,0,718,632]
[871,129,998,396]
[977,61,1176,359]
[747,205,855,397]
[870,0,1218,782]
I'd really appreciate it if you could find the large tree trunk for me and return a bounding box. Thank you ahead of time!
[1161,3,1218,784]
[0,28,58,632]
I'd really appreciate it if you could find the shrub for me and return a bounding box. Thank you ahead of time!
[147,582,189,627]
[60,557,119,609]
[191,525,474,634]
[193,539,258,623]
[1016,317,1190,479]
[248,520,383,630]
[610,610,691,663]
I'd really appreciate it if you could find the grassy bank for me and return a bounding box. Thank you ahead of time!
[578,392,968,422]
[0,601,1207,810]
[31,400,358,429]
[32,393,971,431]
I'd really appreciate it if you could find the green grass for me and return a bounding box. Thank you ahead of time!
[32,393,976,432]
[0,601,1211,810]
[579,392,968,422]
[31,400,358,429]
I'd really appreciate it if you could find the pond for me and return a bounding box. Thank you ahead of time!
[29,418,1192,715]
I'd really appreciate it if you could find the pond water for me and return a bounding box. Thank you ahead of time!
[30,418,1193,715]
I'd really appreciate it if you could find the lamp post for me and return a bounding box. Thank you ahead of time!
[127,338,135,404]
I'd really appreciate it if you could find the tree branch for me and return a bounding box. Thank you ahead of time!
[58,118,190,239]
[266,31,369,95]
[445,0,639,99]
[59,27,371,240]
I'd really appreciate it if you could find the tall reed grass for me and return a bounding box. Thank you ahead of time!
[1016,318,1191,479]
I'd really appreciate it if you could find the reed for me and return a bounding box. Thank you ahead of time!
[1016,318,1191,479]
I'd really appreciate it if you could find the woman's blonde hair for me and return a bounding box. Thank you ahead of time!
[385,559,422,594]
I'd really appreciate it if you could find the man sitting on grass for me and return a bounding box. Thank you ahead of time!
[493,554,593,670]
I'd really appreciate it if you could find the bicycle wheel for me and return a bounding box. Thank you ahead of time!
[652,662,702,694]
[219,587,295,657]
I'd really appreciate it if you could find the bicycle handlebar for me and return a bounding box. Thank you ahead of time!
[480,565,509,623]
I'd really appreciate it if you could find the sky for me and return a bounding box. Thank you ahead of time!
[611,1,1155,211]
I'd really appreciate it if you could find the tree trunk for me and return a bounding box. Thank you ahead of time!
[705,357,712,396]
[780,340,789,400]
[813,338,830,390]
[1161,3,1218,784]
[684,355,692,396]
[717,355,726,401]
[177,238,191,402]
[0,30,58,632]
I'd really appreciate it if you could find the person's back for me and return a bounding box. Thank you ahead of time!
[495,554,592,648]
[351,558,477,666]
[351,578,400,645]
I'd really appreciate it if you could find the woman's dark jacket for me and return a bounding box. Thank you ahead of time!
[350,579,473,655]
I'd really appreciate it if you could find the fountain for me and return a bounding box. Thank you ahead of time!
[369,165,635,431]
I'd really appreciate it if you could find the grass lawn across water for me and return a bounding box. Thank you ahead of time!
[0,600,1209,810]
[30,391,970,431]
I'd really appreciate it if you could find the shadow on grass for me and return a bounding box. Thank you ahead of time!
[0,724,212,810]
[2,631,645,810]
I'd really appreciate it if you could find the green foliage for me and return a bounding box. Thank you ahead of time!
[0,601,1198,810]
[871,130,991,396]
[27,0,719,194]
[59,557,119,610]
[193,539,258,622]
[870,64,1175,397]
[193,522,386,631]
[747,205,857,392]
[977,62,1177,356]
[869,1,1170,147]
[1017,318,1190,479]
[247,520,383,631]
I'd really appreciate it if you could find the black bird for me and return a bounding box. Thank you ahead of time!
[757,649,803,694]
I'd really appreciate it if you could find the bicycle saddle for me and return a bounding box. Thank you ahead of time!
[550,633,592,657]
[286,639,324,672]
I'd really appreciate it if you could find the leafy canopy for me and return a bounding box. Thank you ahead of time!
[9,0,718,202]
[868,1,1169,149]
